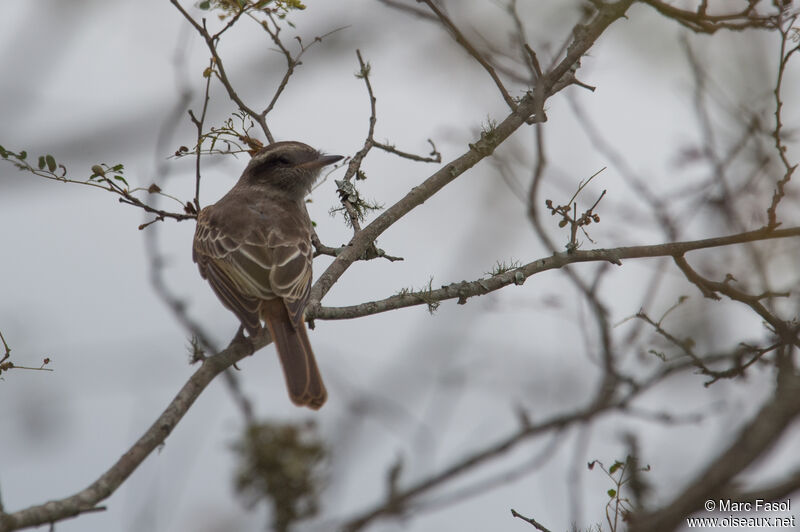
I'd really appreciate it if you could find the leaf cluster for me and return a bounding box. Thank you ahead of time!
[232,421,327,532]
[174,109,262,158]
[588,456,651,532]
[197,0,305,20]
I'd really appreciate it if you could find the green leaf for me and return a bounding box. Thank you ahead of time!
[609,461,623,474]
[111,164,124,172]
[113,175,129,186]
[38,156,46,170]
[198,0,210,9]
[608,489,617,498]
[19,150,27,160]
[0,145,7,158]
[90,164,105,178]
[46,154,56,172]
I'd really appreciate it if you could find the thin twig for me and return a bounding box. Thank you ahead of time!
[188,58,214,211]
[640,0,781,33]
[419,0,518,112]
[309,0,638,313]
[0,330,10,359]
[510,509,553,532]
[373,139,441,163]
[766,8,800,228]
[630,372,800,532]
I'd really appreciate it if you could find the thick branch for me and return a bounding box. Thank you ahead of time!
[629,372,800,532]
[309,226,800,321]
[723,468,800,505]
[0,330,271,532]
[308,0,637,312]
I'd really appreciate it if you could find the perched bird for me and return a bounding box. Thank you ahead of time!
[193,141,342,409]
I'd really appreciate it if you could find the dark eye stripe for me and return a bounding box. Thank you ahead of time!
[251,155,292,174]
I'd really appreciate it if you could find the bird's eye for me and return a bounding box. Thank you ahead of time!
[276,155,291,165]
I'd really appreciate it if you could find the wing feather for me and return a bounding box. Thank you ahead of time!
[193,199,313,331]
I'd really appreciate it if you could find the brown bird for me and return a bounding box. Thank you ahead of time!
[193,141,342,409]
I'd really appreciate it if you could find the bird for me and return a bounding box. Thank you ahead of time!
[192,141,343,410]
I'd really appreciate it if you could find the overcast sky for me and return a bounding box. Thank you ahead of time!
[1,2,798,532]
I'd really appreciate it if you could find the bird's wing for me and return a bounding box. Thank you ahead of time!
[193,208,263,332]
[252,207,313,327]
[193,201,313,330]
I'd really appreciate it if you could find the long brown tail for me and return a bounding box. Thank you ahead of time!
[263,309,327,410]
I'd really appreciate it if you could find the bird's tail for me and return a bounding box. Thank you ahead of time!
[263,307,327,410]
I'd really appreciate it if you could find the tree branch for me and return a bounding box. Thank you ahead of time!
[309,226,800,321]
[308,0,637,312]
[419,0,518,112]
[0,330,272,532]
[640,0,780,33]
[629,372,800,532]
[341,394,624,531]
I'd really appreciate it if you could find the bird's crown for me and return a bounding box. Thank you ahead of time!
[240,141,343,198]
[246,141,319,172]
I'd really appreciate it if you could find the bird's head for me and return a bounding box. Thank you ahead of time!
[241,141,343,199]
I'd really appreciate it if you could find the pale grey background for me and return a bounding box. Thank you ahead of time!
[1,2,798,532]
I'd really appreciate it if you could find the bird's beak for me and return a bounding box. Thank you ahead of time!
[300,154,344,170]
